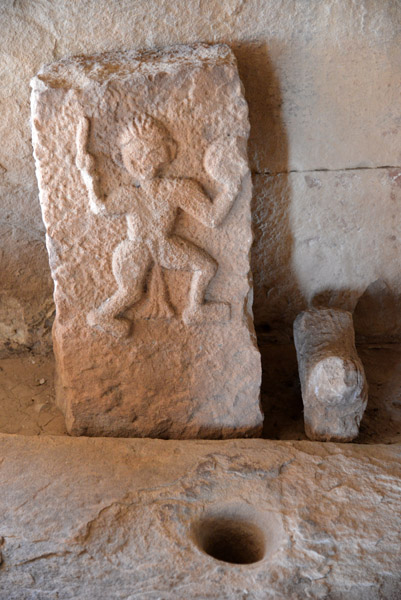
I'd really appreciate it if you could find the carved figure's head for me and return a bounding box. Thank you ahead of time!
[118,113,176,181]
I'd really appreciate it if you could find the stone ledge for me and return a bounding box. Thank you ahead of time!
[1,434,400,599]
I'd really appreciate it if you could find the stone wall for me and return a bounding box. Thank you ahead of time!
[1,0,400,353]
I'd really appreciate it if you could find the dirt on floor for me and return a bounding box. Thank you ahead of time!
[0,353,66,436]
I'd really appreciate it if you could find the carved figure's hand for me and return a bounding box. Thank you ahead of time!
[204,136,248,188]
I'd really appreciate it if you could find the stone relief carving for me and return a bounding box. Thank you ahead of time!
[76,113,246,337]
[31,44,263,438]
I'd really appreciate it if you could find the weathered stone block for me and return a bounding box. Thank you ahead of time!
[294,308,367,442]
[1,435,400,599]
[31,43,263,438]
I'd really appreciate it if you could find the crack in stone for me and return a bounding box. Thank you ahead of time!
[15,551,72,566]
[14,482,51,512]
[252,165,401,176]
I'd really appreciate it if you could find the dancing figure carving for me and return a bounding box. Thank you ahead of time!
[76,113,246,338]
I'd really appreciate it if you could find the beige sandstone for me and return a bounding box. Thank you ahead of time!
[0,434,400,599]
[293,308,367,442]
[2,2,401,351]
[31,44,263,438]
[0,3,399,596]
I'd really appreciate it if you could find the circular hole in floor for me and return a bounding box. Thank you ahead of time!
[193,509,266,565]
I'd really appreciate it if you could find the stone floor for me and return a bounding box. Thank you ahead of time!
[1,342,401,443]
[0,435,400,599]
[0,344,400,598]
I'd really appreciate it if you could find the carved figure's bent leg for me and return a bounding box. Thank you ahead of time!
[88,240,151,337]
[160,235,230,324]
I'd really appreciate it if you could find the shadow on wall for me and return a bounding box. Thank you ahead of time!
[233,41,305,339]
[353,279,401,343]
[233,41,287,174]
[232,41,305,428]
[311,279,401,343]
[230,42,401,438]
[234,44,401,348]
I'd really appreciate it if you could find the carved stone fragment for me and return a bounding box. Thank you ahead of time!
[31,43,263,438]
[293,308,367,442]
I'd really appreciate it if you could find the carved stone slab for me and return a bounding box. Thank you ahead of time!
[31,44,263,438]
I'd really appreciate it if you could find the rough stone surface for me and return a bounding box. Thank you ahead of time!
[293,308,367,442]
[0,228,54,356]
[31,44,262,438]
[252,168,401,338]
[0,434,400,599]
[2,1,401,352]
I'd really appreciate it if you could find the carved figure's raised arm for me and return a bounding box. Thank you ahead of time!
[175,137,248,228]
[76,117,105,215]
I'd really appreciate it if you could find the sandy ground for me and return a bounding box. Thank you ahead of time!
[0,352,66,436]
